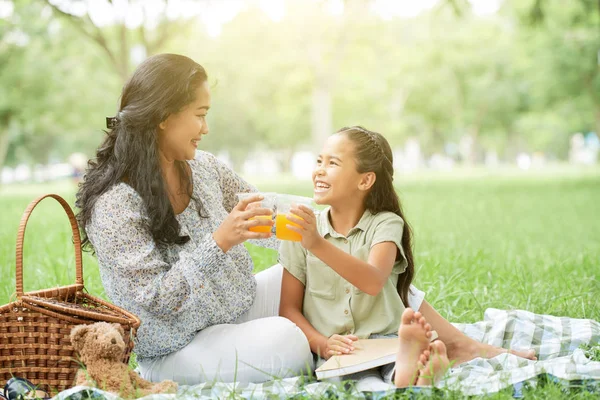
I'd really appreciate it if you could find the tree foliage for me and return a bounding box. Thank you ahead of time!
[1,0,598,170]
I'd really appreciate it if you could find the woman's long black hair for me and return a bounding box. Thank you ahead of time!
[76,54,207,250]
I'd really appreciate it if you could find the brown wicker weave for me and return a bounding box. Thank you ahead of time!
[0,194,141,394]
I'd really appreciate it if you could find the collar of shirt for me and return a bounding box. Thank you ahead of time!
[318,207,374,239]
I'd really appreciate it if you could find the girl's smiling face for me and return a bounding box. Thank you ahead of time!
[313,133,371,206]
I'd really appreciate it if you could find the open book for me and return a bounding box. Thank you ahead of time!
[315,331,438,380]
[315,338,398,380]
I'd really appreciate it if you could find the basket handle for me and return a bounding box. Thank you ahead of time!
[15,193,83,297]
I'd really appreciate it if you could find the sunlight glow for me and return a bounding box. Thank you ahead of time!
[370,0,438,20]
[49,0,86,17]
[259,0,285,22]
[0,0,14,19]
[198,1,245,38]
[5,29,29,46]
[45,0,502,39]
[469,0,502,16]
[326,0,344,17]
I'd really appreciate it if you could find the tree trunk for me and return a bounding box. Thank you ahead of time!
[459,126,479,165]
[0,129,10,176]
[306,1,361,154]
[596,108,600,138]
[311,83,333,152]
[119,24,130,82]
[0,111,12,176]
[277,147,293,174]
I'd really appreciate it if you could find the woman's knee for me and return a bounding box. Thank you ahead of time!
[263,317,312,363]
[264,317,308,346]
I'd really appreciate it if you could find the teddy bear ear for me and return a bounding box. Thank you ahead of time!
[70,324,90,351]
[112,323,125,337]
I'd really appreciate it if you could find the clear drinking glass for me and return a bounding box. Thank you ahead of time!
[235,192,276,233]
[275,194,315,241]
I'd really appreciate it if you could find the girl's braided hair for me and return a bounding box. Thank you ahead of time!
[336,126,415,307]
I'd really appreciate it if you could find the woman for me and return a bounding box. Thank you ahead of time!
[76,53,313,385]
[76,53,534,386]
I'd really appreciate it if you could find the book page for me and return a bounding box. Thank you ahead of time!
[316,338,398,373]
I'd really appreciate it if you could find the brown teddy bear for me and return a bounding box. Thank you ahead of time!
[70,322,178,398]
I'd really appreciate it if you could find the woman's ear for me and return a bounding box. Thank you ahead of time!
[158,119,168,130]
[358,172,376,191]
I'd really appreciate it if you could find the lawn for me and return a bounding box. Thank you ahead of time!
[0,168,599,398]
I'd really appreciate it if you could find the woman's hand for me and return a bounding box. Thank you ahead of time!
[324,334,359,359]
[213,194,273,253]
[287,205,322,251]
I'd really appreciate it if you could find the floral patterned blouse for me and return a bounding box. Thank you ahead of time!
[85,151,276,360]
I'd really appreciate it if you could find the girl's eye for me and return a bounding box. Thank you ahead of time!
[197,114,207,118]
[316,159,322,165]
[330,161,338,166]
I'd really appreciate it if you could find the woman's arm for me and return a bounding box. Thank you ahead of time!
[203,151,279,251]
[203,151,257,212]
[279,268,329,358]
[88,187,253,329]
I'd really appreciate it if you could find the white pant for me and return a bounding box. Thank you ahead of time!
[138,265,313,385]
[138,264,426,385]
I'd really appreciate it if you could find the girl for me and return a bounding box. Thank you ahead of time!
[279,126,448,387]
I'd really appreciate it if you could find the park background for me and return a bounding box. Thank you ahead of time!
[0,1,599,398]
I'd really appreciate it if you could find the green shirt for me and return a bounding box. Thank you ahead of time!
[279,207,407,339]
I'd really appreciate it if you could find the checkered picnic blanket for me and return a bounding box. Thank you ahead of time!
[53,308,600,399]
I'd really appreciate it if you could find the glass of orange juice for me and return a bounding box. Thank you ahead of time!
[275,194,315,241]
[236,192,276,233]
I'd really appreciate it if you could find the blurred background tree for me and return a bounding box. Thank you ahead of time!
[0,0,598,175]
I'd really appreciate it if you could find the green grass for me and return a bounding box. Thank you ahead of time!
[1,168,599,399]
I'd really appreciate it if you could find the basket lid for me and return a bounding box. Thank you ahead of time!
[21,294,140,327]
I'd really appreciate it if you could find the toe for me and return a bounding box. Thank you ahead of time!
[413,311,422,321]
[433,340,448,356]
[400,308,415,325]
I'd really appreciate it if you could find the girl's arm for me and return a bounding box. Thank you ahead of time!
[279,268,329,358]
[288,205,399,296]
[310,240,396,296]
[280,269,358,358]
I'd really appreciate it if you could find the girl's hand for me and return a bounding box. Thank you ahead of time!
[213,194,273,253]
[286,205,321,251]
[325,334,359,359]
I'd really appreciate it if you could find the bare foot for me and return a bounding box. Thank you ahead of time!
[417,301,536,367]
[446,340,536,366]
[415,341,450,386]
[394,308,433,388]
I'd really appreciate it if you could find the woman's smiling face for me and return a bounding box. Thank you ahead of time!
[157,80,211,162]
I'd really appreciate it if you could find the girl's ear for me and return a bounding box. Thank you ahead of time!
[358,172,376,191]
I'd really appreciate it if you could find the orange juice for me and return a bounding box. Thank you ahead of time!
[276,213,303,241]
[249,216,272,233]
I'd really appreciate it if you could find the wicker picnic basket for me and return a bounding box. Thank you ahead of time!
[0,194,141,394]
